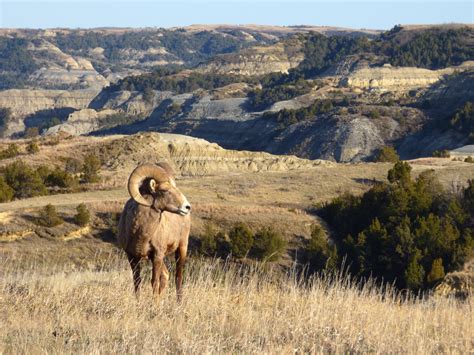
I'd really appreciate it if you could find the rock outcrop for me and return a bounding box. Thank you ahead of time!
[94,132,333,178]
[196,41,304,76]
[45,108,116,136]
[341,61,474,91]
[0,89,99,136]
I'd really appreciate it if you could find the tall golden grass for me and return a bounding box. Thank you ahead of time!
[1,256,472,353]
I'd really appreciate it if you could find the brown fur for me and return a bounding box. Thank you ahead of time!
[118,169,191,302]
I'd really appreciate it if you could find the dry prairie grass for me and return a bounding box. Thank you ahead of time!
[1,256,472,354]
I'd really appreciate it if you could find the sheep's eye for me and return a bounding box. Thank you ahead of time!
[158,189,169,194]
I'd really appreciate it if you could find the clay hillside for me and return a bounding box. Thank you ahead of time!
[1,24,472,161]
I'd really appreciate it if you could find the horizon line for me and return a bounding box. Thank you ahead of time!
[1,22,472,31]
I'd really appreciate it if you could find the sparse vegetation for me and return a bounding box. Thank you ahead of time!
[304,225,338,271]
[0,175,14,202]
[44,167,77,188]
[426,258,445,285]
[251,227,286,261]
[432,149,450,158]
[74,203,91,226]
[41,117,62,131]
[36,203,63,227]
[26,139,40,154]
[247,80,315,111]
[261,99,334,128]
[374,146,400,162]
[450,101,473,138]
[0,143,20,160]
[112,71,250,95]
[228,222,254,258]
[97,113,142,130]
[0,161,84,200]
[162,102,182,120]
[0,37,38,88]
[198,223,287,262]
[0,107,12,137]
[198,222,219,256]
[52,29,256,66]
[465,156,474,163]
[368,109,381,119]
[2,160,48,199]
[81,153,101,183]
[64,157,82,174]
[25,127,40,138]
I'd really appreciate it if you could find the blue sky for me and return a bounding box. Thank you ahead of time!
[1,0,472,29]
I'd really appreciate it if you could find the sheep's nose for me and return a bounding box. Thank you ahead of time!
[185,204,191,211]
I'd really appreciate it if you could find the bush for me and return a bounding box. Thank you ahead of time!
[228,223,253,258]
[25,127,40,138]
[74,203,91,226]
[26,140,40,154]
[0,143,20,160]
[432,149,450,158]
[0,176,14,202]
[368,109,381,119]
[198,223,219,256]
[320,162,473,291]
[247,81,315,111]
[305,225,338,271]
[251,227,287,261]
[464,156,474,163]
[261,99,334,128]
[81,153,101,183]
[426,258,445,284]
[0,107,12,137]
[374,146,400,163]
[45,168,76,188]
[65,157,82,174]
[449,101,473,138]
[387,161,412,186]
[37,204,63,227]
[3,161,48,198]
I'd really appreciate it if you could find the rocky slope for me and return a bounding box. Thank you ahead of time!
[30,64,473,162]
[1,132,332,185]
[342,62,474,91]
[0,26,377,91]
[196,40,304,76]
[1,24,473,162]
[0,89,99,136]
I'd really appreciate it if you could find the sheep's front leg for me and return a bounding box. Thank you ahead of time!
[127,254,142,297]
[151,254,167,302]
[175,244,187,302]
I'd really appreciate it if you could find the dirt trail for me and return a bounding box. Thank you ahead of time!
[0,189,128,212]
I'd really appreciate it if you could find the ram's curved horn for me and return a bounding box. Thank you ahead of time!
[156,162,175,178]
[127,164,169,207]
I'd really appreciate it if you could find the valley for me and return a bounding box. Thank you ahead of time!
[0,24,472,161]
[0,21,473,353]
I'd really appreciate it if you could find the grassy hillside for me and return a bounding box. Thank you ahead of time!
[1,257,471,353]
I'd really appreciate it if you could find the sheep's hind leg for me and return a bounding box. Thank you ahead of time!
[127,254,142,297]
[160,264,169,294]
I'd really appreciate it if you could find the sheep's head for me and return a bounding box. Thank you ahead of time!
[127,163,191,216]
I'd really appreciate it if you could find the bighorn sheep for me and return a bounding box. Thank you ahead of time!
[117,163,191,302]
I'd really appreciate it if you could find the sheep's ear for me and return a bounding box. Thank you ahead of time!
[149,179,157,192]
